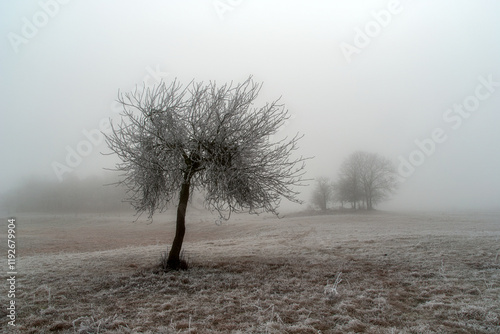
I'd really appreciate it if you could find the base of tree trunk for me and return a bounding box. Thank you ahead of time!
[159,250,189,271]
[165,258,189,271]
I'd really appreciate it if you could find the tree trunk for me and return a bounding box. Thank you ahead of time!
[167,181,190,269]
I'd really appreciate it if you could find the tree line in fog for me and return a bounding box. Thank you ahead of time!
[311,151,398,211]
[0,174,132,214]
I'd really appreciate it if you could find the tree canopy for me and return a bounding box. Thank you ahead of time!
[336,151,397,210]
[311,177,334,211]
[105,76,308,269]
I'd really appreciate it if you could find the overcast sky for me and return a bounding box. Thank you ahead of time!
[1,0,500,211]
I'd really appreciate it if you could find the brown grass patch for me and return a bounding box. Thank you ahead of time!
[1,211,499,333]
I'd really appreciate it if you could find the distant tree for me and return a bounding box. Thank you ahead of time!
[105,77,308,269]
[333,177,358,209]
[337,152,364,209]
[359,152,398,209]
[311,177,334,211]
[337,151,397,210]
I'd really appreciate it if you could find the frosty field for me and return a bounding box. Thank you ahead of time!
[1,210,499,333]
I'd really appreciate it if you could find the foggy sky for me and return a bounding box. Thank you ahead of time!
[1,0,500,212]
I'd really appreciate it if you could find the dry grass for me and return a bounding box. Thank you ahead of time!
[1,211,499,333]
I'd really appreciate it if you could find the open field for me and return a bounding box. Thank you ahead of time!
[1,210,499,333]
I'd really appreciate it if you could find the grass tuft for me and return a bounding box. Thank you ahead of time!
[158,248,189,272]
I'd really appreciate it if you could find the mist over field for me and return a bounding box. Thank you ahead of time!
[2,3,500,333]
[1,0,500,213]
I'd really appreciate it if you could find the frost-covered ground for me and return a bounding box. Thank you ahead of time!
[1,210,499,333]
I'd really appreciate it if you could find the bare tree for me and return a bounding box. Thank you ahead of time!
[358,152,398,209]
[337,152,364,209]
[311,177,334,211]
[105,77,308,269]
[337,151,397,210]
[333,177,356,209]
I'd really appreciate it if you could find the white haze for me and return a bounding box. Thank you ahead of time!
[1,0,500,212]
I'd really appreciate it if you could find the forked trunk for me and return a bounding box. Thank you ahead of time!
[167,181,190,269]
